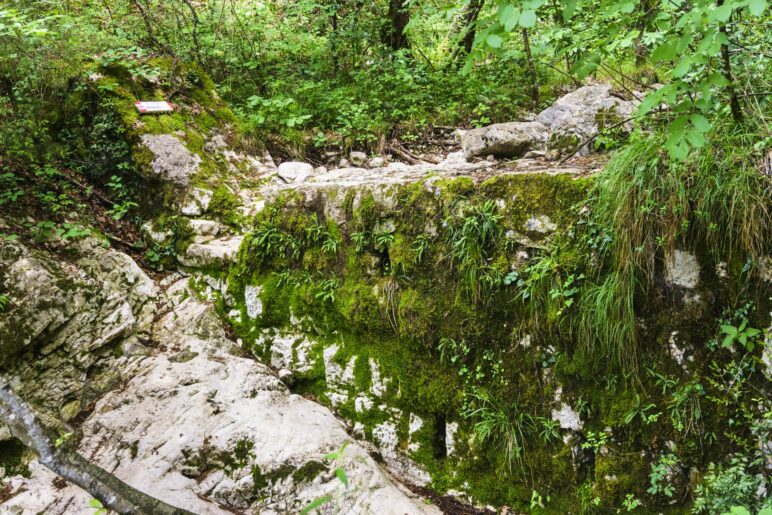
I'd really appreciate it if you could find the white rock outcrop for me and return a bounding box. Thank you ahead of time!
[537,84,636,155]
[278,162,314,183]
[0,243,437,515]
[665,249,700,289]
[461,121,549,160]
[178,237,243,268]
[140,134,202,187]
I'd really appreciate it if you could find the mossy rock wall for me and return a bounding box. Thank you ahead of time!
[193,171,770,513]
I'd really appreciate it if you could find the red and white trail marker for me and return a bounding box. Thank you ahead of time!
[134,100,175,114]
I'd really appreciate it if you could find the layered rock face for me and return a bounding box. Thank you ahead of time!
[0,238,157,425]
[0,238,437,514]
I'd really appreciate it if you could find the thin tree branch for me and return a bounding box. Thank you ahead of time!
[0,381,195,515]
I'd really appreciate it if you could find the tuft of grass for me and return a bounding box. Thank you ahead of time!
[574,270,638,373]
[462,387,535,475]
[446,200,502,303]
[523,122,771,373]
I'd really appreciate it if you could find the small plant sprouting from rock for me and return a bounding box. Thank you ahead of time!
[300,442,350,515]
[446,200,502,303]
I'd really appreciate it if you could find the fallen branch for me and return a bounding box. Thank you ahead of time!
[0,381,194,515]
[387,146,422,165]
[557,117,634,165]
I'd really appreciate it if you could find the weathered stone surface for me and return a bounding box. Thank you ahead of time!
[523,214,557,235]
[140,134,202,187]
[537,84,635,156]
[461,121,549,160]
[0,238,157,424]
[178,237,243,268]
[277,162,313,183]
[181,187,213,216]
[2,279,437,515]
[367,156,385,168]
[244,284,263,319]
[189,219,220,244]
[350,151,368,167]
[665,250,700,289]
[141,221,172,244]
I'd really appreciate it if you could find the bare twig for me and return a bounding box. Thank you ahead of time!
[558,117,634,164]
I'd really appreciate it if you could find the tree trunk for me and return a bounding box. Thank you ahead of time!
[0,381,195,515]
[460,0,484,55]
[522,29,540,110]
[717,0,743,123]
[387,0,410,51]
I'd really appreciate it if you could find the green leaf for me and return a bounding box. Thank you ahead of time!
[748,0,767,16]
[691,114,711,133]
[686,129,706,148]
[617,1,636,13]
[709,3,732,23]
[638,90,664,116]
[486,34,503,48]
[562,0,577,20]
[571,52,601,79]
[666,138,689,161]
[722,334,735,348]
[652,40,677,62]
[500,5,519,31]
[300,494,333,515]
[335,467,349,488]
[720,324,738,335]
[88,500,104,509]
[519,10,537,28]
[672,57,692,78]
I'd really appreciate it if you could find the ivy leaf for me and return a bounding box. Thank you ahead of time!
[486,34,503,48]
[748,0,767,16]
[519,10,537,28]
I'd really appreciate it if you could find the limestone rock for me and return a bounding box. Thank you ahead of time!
[244,284,263,319]
[3,279,437,515]
[181,187,213,216]
[665,250,700,289]
[278,162,313,183]
[141,221,172,244]
[552,403,583,431]
[523,215,557,236]
[178,237,243,268]
[189,219,220,244]
[140,134,202,187]
[537,84,635,156]
[350,151,368,167]
[0,238,157,421]
[461,121,549,160]
[367,156,385,168]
